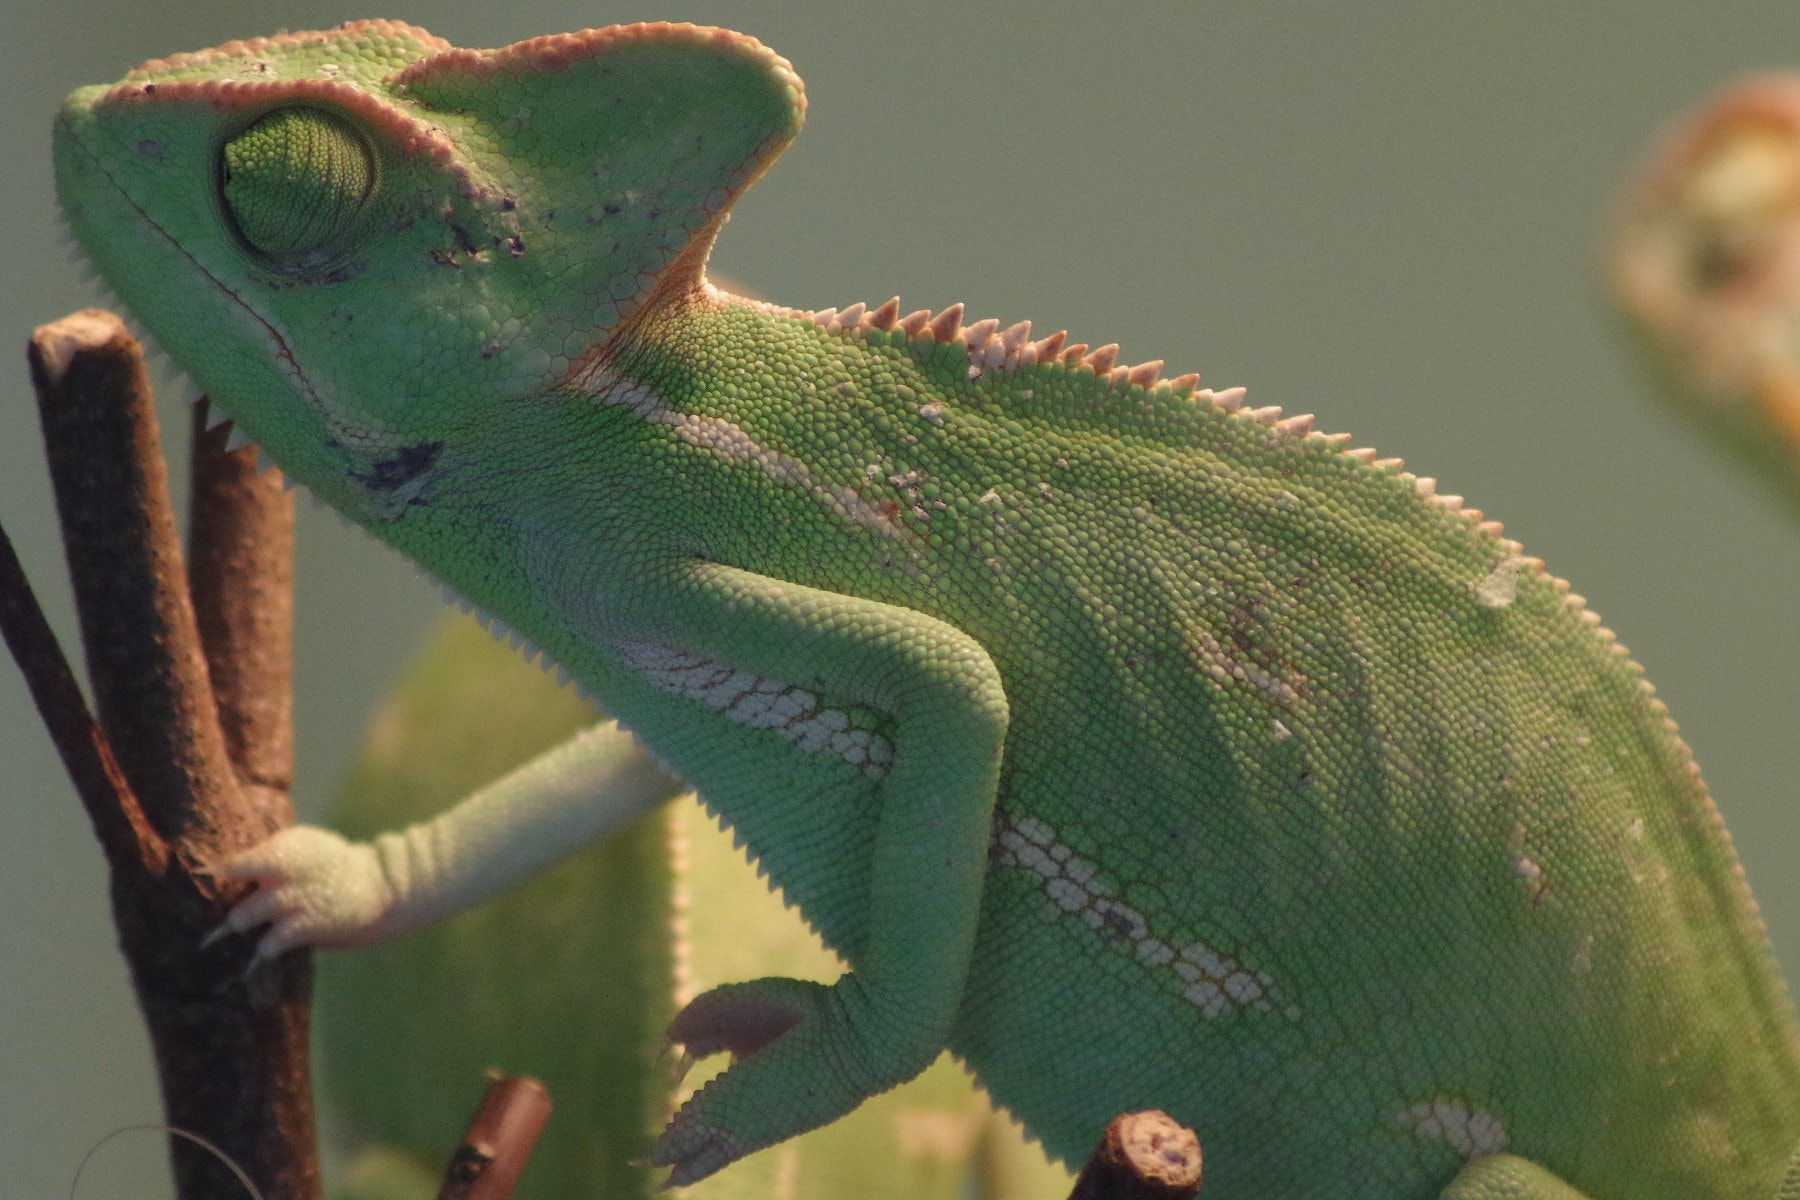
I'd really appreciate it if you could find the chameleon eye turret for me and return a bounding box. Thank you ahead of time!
[220,106,375,264]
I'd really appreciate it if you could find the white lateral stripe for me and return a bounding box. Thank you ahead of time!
[583,373,902,538]
[994,814,1292,1020]
[619,641,893,777]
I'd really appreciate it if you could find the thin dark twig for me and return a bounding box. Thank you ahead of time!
[0,517,161,873]
[438,1076,555,1200]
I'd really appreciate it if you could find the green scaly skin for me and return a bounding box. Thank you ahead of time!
[50,20,1800,1198]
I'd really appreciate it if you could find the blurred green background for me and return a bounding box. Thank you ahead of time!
[5,4,1798,1196]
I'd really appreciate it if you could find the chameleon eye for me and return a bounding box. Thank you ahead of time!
[220,106,374,263]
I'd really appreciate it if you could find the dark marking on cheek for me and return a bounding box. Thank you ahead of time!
[350,440,445,497]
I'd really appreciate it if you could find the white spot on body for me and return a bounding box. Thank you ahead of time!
[1571,934,1595,974]
[1476,556,1527,609]
[1507,823,1548,901]
[619,642,892,778]
[1397,1095,1508,1159]
[994,814,1289,1019]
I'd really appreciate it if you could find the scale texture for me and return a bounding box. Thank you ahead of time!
[52,20,1800,1198]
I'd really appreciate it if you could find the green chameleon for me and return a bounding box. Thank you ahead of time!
[50,19,1800,1199]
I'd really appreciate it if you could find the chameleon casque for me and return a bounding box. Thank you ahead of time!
[50,19,1800,1199]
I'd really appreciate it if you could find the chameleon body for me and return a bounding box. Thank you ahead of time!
[51,20,1800,1198]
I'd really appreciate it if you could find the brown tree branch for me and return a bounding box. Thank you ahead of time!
[188,399,296,799]
[437,1075,554,1200]
[16,309,317,1200]
[1068,1111,1203,1200]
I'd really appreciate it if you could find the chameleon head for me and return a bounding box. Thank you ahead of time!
[53,20,804,519]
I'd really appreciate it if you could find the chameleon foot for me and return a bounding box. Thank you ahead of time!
[650,975,930,1183]
[207,825,398,962]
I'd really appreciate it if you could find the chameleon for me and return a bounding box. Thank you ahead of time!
[1610,73,1800,518]
[49,18,1800,1198]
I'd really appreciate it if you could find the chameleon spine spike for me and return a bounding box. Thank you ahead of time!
[961,317,1000,347]
[1127,359,1165,388]
[928,303,965,342]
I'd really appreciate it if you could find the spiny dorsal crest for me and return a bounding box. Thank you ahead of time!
[800,295,1678,723]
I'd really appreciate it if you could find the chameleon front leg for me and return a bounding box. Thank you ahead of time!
[212,720,687,957]
[580,561,1011,1183]
[219,556,1010,1184]
[1437,1155,1595,1199]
